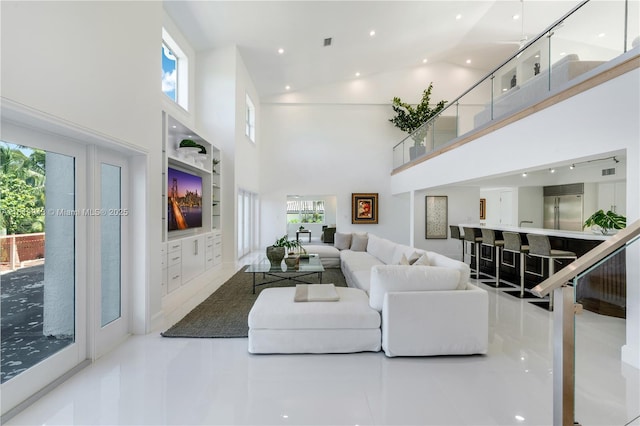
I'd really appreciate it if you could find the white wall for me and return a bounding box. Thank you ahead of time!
[1,1,163,334]
[196,46,261,262]
[413,187,480,261]
[517,186,544,228]
[260,104,410,246]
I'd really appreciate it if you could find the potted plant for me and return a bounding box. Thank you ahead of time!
[389,82,447,160]
[267,234,305,267]
[583,209,626,235]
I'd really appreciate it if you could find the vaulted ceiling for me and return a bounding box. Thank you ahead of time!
[163,1,588,98]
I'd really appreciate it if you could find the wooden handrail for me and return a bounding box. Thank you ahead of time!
[531,220,640,297]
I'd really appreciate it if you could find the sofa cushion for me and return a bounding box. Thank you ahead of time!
[366,234,397,264]
[369,265,461,311]
[334,232,352,250]
[413,253,430,266]
[426,251,470,290]
[350,233,368,252]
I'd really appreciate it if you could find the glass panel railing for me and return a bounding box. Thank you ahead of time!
[573,234,639,425]
[392,0,639,171]
[548,1,629,92]
[488,36,551,123]
[457,78,493,134]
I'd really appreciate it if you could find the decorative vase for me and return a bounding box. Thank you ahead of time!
[266,246,285,267]
[284,255,298,269]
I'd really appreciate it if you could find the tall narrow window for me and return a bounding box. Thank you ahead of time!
[238,188,258,258]
[162,42,177,103]
[245,94,256,143]
[100,163,121,326]
[162,28,189,110]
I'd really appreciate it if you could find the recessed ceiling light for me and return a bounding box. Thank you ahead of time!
[455,14,462,20]
[502,88,508,92]
[171,125,177,129]
[369,30,376,37]
[355,72,361,77]
[285,85,290,90]
[560,52,567,56]
[535,54,540,58]
[278,48,284,55]
[515,415,525,422]
[422,58,428,63]
[513,14,520,20]
[598,32,606,38]
[466,59,471,64]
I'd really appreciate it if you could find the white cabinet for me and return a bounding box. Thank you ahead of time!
[205,234,215,270]
[181,235,205,284]
[598,182,626,215]
[166,240,182,293]
[212,232,222,267]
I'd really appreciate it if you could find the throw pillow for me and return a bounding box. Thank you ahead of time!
[397,254,410,265]
[350,233,368,252]
[407,251,422,265]
[413,253,430,266]
[334,232,352,250]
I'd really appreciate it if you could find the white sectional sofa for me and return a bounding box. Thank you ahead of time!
[248,232,489,357]
[337,232,488,357]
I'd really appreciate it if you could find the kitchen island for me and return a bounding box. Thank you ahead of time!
[457,224,624,318]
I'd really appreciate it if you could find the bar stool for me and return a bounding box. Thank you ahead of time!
[502,232,529,297]
[526,234,577,309]
[463,227,483,278]
[449,225,465,261]
[480,229,504,287]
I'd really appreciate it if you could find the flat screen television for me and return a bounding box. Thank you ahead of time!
[167,167,203,232]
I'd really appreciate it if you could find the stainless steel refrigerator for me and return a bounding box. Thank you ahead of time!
[543,194,584,231]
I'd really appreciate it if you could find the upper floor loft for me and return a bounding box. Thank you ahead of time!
[391,0,639,181]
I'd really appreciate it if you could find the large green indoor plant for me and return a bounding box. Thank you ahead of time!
[389,82,447,159]
[583,209,626,235]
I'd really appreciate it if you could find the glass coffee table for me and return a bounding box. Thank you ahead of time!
[246,254,324,294]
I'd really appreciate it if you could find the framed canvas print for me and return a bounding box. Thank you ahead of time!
[480,198,487,220]
[352,193,378,224]
[425,195,448,239]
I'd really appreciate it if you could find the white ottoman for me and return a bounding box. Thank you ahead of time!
[303,244,340,268]
[248,286,381,354]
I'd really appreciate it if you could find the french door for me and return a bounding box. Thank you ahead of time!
[92,149,130,357]
[1,123,131,417]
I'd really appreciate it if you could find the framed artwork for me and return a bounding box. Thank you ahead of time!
[425,195,448,239]
[352,193,378,224]
[480,198,487,220]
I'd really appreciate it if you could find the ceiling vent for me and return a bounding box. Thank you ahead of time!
[602,168,616,176]
[323,37,332,47]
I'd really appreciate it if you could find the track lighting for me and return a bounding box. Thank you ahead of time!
[570,164,575,170]
[613,156,620,163]
[522,172,527,177]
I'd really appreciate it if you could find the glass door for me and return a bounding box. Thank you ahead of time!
[1,131,87,417]
[93,150,129,357]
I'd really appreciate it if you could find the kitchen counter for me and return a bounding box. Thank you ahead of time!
[458,223,611,241]
[455,223,625,318]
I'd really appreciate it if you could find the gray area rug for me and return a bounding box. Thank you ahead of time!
[161,266,347,338]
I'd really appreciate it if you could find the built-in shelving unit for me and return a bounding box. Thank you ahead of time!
[161,112,222,297]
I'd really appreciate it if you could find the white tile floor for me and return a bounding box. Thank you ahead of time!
[5,256,639,426]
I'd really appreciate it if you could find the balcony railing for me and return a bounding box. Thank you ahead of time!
[532,220,640,425]
[392,0,639,170]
